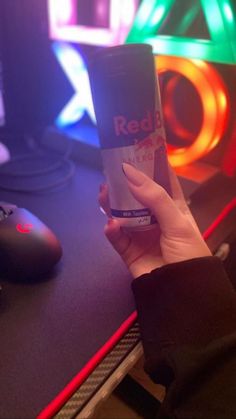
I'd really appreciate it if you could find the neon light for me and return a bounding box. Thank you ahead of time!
[162,75,195,143]
[222,119,236,177]
[121,0,137,26]
[53,45,229,168]
[38,312,138,419]
[173,0,201,36]
[48,0,76,38]
[128,0,174,38]
[126,0,236,64]
[203,198,236,241]
[54,0,73,24]
[52,43,96,127]
[156,56,229,167]
[48,0,139,46]
[223,2,234,22]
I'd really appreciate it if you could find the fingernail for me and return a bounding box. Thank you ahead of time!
[122,163,146,186]
[99,206,106,215]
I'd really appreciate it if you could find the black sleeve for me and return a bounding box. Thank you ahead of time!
[132,256,236,419]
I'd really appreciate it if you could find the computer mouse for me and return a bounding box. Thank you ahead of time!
[0,202,62,280]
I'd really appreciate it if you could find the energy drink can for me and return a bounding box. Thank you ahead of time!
[89,44,171,230]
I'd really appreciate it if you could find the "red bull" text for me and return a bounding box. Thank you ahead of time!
[114,111,162,136]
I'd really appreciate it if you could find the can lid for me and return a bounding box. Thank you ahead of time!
[88,43,153,79]
[91,43,152,57]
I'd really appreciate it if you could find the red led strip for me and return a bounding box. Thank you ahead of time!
[37,311,137,419]
[38,198,236,419]
[203,198,236,240]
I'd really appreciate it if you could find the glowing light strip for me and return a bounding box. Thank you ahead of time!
[172,0,200,36]
[52,43,96,127]
[146,37,234,63]
[156,56,229,167]
[203,198,236,240]
[38,311,138,419]
[222,119,236,177]
[162,75,196,142]
[126,0,236,64]
[48,0,76,39]
[48,0,139,46]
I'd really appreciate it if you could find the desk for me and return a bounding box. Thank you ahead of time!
[0,162,235,418]
[0,163,137,418]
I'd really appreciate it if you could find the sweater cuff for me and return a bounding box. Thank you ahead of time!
[132,257,236,359]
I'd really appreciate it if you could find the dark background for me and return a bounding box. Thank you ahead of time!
[0,0,235,176]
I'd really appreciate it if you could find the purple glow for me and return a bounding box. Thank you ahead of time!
[0,91,4,127]
[48,0,139,46]
[48,0,77,39]
[95,0,109,27]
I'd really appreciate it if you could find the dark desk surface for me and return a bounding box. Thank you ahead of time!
[0,160,235,418]
[0,162,135,418]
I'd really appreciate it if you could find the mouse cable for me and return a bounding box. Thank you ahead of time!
[0,138,76,193]
[0,134,74,177]
[0,158,75,193]
[0,151,69,176]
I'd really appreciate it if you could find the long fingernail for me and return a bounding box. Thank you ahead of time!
[122,163,147,186]
[99,206,106,215]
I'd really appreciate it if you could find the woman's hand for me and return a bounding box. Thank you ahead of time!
[99,163,211,278]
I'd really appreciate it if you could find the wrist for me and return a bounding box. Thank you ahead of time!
[129,259,163,279]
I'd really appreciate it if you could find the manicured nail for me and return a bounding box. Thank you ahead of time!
[99,206,106,215]
[122,163,146,186]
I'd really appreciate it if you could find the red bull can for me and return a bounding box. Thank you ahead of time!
[89,44,171,230]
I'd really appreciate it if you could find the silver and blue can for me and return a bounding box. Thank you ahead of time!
[89,44,171,230]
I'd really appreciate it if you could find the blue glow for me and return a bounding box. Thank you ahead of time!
[52,42,96,127]
[61,124,100,148]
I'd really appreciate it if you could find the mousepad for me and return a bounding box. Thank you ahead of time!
[0,162,235,418]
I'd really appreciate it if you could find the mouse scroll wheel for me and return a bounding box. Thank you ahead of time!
[0,206,13,221]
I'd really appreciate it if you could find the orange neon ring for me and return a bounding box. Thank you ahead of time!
[162,74,196,143]
[155,56,229,167]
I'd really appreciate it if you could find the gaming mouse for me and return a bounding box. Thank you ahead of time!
[0,202,62,280]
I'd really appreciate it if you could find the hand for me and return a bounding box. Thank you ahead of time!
[99,163,211,278]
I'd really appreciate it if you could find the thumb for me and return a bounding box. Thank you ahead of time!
[122,163,185,234]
